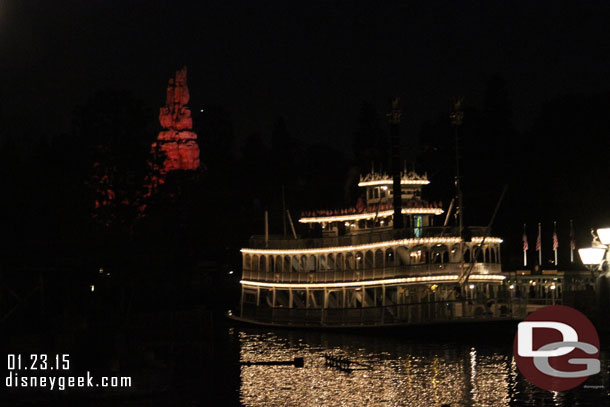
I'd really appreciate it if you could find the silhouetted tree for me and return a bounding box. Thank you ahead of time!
[74,90,153,232]
[193,105,234,173]
[352,101,388,173]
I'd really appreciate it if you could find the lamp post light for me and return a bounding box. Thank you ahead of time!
[575,227,610,275]
[578,228,610,325]
[596,228,610,245]
[578,247,606,276]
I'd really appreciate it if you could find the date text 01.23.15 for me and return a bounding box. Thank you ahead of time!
[7,354,70,371]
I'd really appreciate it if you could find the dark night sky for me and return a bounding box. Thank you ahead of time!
[2,0,610,149]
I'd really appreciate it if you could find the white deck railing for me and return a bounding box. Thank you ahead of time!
[242,263,502,284]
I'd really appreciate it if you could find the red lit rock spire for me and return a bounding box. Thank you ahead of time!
[153,66,200,171]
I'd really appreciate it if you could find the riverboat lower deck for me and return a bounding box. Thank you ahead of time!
[231,224,528,327]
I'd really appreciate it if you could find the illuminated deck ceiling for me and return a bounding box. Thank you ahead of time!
[299,208,444,223]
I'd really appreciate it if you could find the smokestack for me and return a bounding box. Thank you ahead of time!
[387,97,403,229]
[264,210,269,248]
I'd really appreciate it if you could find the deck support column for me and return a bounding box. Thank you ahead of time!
[240,285,245,316]
[381,285,386,324]
[322,288,328,324]
[360,286,365,324]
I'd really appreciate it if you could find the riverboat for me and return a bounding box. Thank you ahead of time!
[230,169,527,328]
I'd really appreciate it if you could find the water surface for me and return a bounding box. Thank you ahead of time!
[237,327,610,407]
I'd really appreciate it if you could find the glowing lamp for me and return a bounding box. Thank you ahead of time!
[578,247,605,266]
[597,228,610,245]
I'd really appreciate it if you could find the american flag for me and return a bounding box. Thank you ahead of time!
[570,221,576,250]
[522,232,528,251]
[553,232,559,251]
[536,230,541,252]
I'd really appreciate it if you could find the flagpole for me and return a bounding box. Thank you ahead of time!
[553,221,558,266]
[538,222,542,266]
[523,223,527,267]
[570,219,575,263]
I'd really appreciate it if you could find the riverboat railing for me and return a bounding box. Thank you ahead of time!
[242,263,502,284]
[247,226,491,250]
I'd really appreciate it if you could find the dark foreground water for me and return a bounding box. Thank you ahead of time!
[236,327,610,407]
[3,322,610,406]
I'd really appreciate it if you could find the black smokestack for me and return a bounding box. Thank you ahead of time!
[387,97,403,229]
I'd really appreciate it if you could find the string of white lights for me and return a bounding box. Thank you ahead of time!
[299,208,443,223]
[241,236,503,255]
[357,179,430,187]
[240,274,506,289]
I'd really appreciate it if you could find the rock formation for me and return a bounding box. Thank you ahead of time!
[152,66,200,172]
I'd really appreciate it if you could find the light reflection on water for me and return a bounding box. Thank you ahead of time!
[238,329,610,407]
